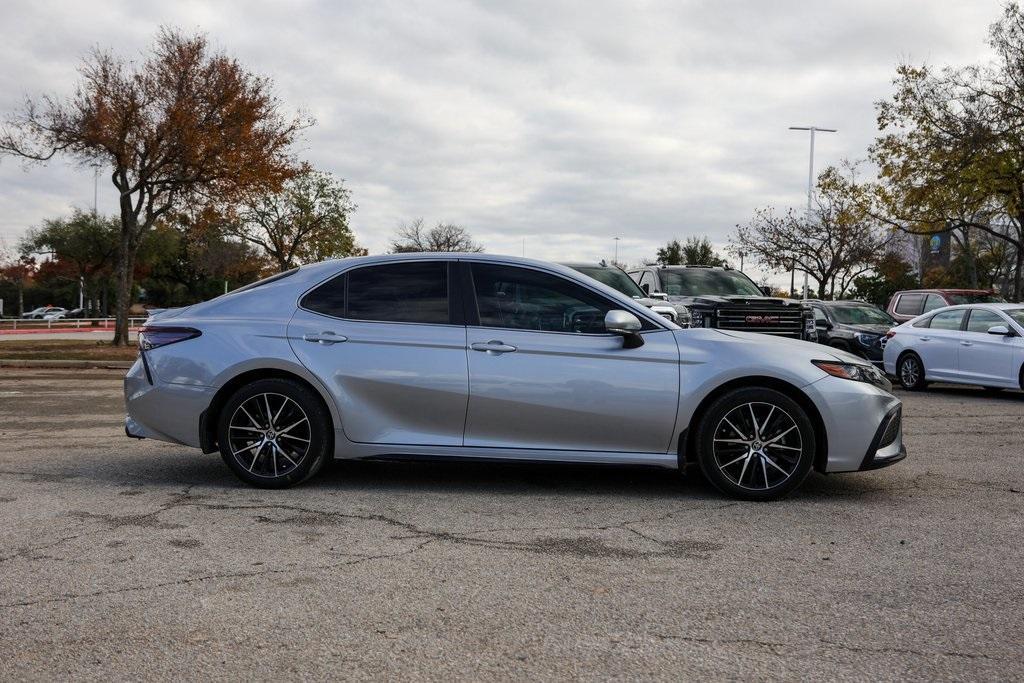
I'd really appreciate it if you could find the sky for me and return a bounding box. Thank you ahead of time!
[0,0,1003,286]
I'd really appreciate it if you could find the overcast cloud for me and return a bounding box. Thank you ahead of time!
[0,0,1002,283]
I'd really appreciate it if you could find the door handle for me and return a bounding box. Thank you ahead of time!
[960,341,973,346]
[918,336,931,341]
[471,340,517,354]
[303,331,347,345]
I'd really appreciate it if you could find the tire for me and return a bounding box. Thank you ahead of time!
[694,387,816,501]
[896,352,928,391]
[217,378,331,488]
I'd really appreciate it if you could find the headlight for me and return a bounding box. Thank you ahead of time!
[854,332,879,347]
[673,306,692,327]
[812,360,891,391]
[687,307,705,328]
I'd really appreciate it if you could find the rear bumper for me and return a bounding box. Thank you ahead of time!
[124,358,213,448]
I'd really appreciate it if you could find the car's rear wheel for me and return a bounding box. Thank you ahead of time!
[695,387,815,501]
[217,378,331,488]
[896,352,928,391]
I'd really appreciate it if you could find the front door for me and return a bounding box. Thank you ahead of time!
[288,260,469,446]
[957,309,1018,386]
[463,262,679,454]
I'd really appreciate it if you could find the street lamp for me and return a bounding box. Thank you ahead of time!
[613,237,620,264]
[789,125,836,299]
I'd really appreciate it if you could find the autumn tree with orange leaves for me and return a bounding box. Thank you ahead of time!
[0,29,308,344]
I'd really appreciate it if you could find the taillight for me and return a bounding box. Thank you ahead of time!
[138,326,201,351]
[885,330,896,339]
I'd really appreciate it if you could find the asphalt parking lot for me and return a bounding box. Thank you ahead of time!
[0,369,1021,680]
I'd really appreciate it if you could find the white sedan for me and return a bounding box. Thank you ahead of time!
[883,303,1024,391]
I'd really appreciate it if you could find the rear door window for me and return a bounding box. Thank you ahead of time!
[303,261,450,324]
[929,309,965,331]
[894,293,924,316]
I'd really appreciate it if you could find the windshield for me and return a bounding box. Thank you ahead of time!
[658,269,762,297]
[1005,308,1024,328]
[828,304,894,325]
[572,266,646,298]
[948,293,1005,304]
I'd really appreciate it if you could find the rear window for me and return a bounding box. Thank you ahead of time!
[894,293,923,316]
[230,268,299,295]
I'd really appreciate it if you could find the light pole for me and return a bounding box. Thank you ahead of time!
[738,250,745,272]
[789,125,836,299]
[613,237,620,264]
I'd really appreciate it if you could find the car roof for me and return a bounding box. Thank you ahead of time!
[897,288,998,295]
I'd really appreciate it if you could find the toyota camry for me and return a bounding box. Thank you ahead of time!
[125,254,905,500]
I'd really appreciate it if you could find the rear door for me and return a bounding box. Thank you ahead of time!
[917,309,966,379]
[957,308,1018,386]
[462,262,679,454]
[288,259,469,446]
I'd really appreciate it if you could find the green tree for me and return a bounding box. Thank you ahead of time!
[655,236,726,266]
[868,3,1024,299]
[232,167,363,271]
[20,210,119,315]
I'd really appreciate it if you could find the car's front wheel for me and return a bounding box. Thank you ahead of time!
[695,387,816,501]
[217,378,331,488]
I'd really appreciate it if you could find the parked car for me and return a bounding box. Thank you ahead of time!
[883,303,1024,391]
[561,261,687,325]
[43,307,84,320]
[21,306,64,319]
[808,300,895,367]
[887,289,1006,324]
[125,254,905,501]
[627,265,816,340]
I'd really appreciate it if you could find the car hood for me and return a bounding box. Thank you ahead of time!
[710,328,865,364]
[667,294,806,308]
[840,323,891,335]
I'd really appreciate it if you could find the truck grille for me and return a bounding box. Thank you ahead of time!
[715,307,805,337]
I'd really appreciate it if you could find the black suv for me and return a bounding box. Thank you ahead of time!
[808,300,895,366]
[627,265,816,340]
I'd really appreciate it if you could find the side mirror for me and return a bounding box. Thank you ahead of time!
[649,291,669,301]
[987,325,1012,336]
[760,286,773,296]
[640,282,650,295]
[605,310,644,348]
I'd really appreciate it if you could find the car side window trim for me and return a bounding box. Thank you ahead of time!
[462,260,669,334]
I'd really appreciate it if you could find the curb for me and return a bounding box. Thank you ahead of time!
[0,359,133,369]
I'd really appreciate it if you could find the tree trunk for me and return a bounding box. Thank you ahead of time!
[1013,244,1023,302]
[112,233,137,346]
[17,283,24,317]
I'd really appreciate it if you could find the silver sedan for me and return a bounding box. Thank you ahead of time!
[125,254,905,500]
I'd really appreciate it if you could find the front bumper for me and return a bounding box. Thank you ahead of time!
[858,404,906,470]
[803,375,906,473]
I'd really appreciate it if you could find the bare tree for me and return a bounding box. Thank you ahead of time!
[390,219,484,253]
[731,166,892,299]
[0,29,306,343]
